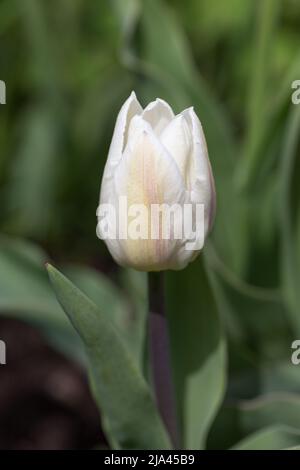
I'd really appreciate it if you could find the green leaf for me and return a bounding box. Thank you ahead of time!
[0,236,73,324]
[64,265,129,333]
[209,263,292,363]
[66,265,147,369]
[232,425,300,450]
[119,268,148,372]
[7,106,60,237]
[165,257,226,449]
[74,66,133,156]
[237,0,280,189]
[279,106,300,335]
[262,362,300,396]
[47,263,171,450]
[239,394,300,435]
[209,390,300,449]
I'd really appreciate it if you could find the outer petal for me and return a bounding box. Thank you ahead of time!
[102,91,142,182]
[182,107,216,234]
[112,119,188,271]
[141,98,174,136]
[160,114,193,189]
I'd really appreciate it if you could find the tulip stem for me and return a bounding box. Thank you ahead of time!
[148,272,179,448]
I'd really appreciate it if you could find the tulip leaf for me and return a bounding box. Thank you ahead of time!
[232,425,300,450]
[47,264,172,450]
[165,257,226,449]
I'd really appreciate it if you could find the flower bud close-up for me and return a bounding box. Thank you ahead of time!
[97,92,216,271]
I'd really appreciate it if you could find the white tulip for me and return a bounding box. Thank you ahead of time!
[97,92,216,271]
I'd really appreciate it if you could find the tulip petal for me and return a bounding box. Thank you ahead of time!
[100,92,142,207]
[127,114,153,143]
[160,114,193,189]
[141,98,174,136]
[105,91,142,174]
[113,124,187,271]
[182,107,216,233]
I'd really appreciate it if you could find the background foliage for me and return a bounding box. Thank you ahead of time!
[0,0,300,449]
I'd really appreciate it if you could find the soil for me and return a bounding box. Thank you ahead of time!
[0,317,105,450]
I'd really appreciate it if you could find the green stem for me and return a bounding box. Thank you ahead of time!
[148,272,179,448]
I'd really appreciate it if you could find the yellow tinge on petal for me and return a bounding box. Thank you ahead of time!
[120,130,179,271]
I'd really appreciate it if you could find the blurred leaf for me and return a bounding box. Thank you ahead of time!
[209,388,300,449]
[238,0,280,189]
[179,0,253,43]
[279,106,300,334]
[7,106,60,237]
[74,66,133,155]
[262,361,300,395]
[47,264,171,450]
[0,0,19,34]
[165,257,226,449]
[206,243,292,366]
[232,425,300,450]
[0,235,66,323]
[111,0,140,65]
[238,394,300,435]
[0,235,83,360]
[19,0,60,91]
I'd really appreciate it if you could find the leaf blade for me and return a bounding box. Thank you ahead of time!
[47,263,171,450]
[165,257,226,449]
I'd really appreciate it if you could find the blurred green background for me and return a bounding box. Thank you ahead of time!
[1,0,300,450]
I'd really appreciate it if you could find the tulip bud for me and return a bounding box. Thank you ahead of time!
[97,92,216,271]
